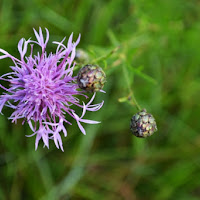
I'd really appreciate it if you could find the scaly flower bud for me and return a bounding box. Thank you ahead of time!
[77,64,106,92]
[75,49,89,64]
[130,109,157,138]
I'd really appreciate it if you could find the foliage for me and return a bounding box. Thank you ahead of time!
[0,0,200,199]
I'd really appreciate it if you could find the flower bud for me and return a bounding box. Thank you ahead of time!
[130,109,157,138]
[75,49,89,64]
[77,64,106,92]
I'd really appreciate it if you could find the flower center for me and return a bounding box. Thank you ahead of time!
[23,71,55,103]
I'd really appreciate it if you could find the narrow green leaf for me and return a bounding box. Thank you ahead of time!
[128,65,157,85]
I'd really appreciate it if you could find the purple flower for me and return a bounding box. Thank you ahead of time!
[0,28,104,151]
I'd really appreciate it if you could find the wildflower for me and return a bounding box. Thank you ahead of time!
[130,109,157,138]
[0,28,104,151]
[77,64,106,92]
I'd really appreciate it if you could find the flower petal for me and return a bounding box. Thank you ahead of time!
[35,133,42,150]
[76,119,86,135]
[79,118,101,124]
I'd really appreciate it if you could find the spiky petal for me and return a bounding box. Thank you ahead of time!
[0,28,104,151]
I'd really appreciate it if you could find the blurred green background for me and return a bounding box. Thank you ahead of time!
[0,0,200,199]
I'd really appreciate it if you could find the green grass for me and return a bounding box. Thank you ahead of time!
[0,0,200,199]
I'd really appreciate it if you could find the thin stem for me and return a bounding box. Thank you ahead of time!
[91,46,120,64]
[73,46,120,71]
[130,91,141,111]
[121,58,141,111]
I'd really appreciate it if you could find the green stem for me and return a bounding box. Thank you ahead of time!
[91,46,120,64]
[130,92,141,111]
[122,61,141,111]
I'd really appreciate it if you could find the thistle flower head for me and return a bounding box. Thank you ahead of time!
[0,28,104,151]
[130,109,157,138]
[77,64,106,92]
